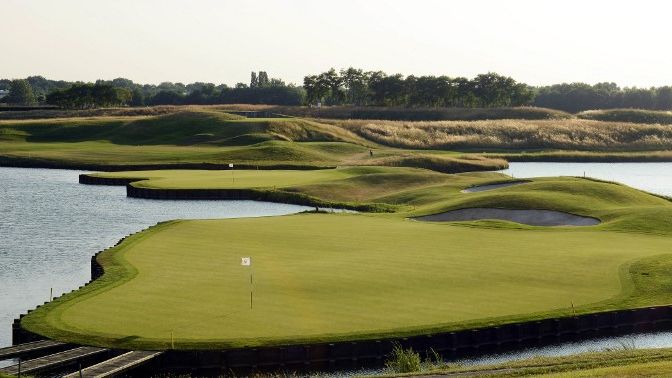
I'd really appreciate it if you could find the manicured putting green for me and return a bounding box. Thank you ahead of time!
[23,213,672,349]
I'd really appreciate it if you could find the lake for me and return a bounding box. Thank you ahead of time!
[504,162,672,196]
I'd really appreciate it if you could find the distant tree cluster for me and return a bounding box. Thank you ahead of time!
[46,83,132,109]
[0,76,71,105]
[533,83,672,112]
[303,68,534,108]
[0,72,304,108]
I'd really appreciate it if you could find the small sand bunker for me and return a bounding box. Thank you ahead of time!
[415,208,600,226]
[461,181,529,193]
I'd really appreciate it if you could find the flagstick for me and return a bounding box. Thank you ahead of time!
[250,272,253,310]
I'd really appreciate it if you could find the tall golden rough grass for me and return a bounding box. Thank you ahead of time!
[328,119,672,151]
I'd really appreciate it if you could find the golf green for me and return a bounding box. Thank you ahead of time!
[22,213,672,349]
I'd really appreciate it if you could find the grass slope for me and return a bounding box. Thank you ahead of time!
[21,170,672,350]
[0,110,506,172]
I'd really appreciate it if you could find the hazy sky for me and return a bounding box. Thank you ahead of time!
[3,0,671,87]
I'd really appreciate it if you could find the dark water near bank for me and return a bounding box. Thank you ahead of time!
[0,167,310,351]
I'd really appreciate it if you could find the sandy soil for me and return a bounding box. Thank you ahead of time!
[415,208,600,226]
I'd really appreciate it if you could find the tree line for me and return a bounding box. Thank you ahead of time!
[533,82,672,113]
[3,71,672,113]
[304,68,533,108]
[0,72,304,108]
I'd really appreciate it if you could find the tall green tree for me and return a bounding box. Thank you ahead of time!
[5,79,36,105]
[303,75,330,105]
[131,88,145,106]
[656,87,672,110]
[340,67,370,105]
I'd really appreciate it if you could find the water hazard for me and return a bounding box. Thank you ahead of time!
[504,162,672,197]
[0,167,310,349]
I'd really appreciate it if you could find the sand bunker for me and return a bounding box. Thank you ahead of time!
[461,181,529,193]
[415,208,600,226]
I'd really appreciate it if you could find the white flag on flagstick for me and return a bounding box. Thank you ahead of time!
[241,257,251,266]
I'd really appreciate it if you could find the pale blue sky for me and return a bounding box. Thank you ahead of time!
[2,0,671,87]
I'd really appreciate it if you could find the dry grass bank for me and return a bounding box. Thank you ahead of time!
[275,106,571,121]
[328,118,672,151]
[0,105,569,122]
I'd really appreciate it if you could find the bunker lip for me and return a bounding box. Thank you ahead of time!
[461,180,530,193]
[414,207,601,227]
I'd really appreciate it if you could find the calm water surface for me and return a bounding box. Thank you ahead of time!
[0,167,310,349]
[504,162,672,196]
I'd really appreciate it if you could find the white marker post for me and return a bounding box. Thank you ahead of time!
[229,163,234,184]
[241,257,252,309]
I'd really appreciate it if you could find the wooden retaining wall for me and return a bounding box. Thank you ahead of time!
[78,174,386,212]
[129,306,672,375]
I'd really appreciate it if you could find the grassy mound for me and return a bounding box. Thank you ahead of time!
[273,106,571,121]
[369,154,508,173]
[0,105,188,120]
[578,108,672,125]
[0,110,513,171]
[327,118,672,152]
[7,110,367,146]
[0,105,572,122]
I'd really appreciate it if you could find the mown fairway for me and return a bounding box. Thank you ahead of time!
[92,167,381,189]
[22,213,672,349]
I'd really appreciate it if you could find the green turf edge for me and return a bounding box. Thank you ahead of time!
[117,176,399,213]
[19,218,672,351]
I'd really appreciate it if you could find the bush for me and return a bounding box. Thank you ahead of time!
[385,343,422,373]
